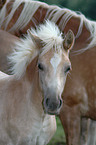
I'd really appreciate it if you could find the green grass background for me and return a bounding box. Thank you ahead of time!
[48,117,66,145]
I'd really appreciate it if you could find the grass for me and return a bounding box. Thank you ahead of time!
[48,116,66,145]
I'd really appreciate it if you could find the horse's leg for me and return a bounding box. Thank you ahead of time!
[60,107,96,145]
[59,104,81,145]
[81,118,96,145]
[80,118,89,145]
[87,119,96,145]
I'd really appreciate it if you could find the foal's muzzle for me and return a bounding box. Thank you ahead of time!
[43,97,63,115]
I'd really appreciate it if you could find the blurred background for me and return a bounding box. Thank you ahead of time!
[38,0,96,145]
[39,0,96,20]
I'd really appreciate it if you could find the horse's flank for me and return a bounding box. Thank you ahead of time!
[0,29,20,74]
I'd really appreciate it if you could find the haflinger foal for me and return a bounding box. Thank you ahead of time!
[0,20,74,145]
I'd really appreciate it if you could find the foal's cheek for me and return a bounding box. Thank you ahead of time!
[38,72,46,92]
[60,76,67,94]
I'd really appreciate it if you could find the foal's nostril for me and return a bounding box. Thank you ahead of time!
[46,98,49,107]
[45,97,63,112]
[59,99,63,108]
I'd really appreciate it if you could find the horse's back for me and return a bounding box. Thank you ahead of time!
[0,30,19,74]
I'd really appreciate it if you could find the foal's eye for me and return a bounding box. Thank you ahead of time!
[65,66,71,73]
[38,63,44,71]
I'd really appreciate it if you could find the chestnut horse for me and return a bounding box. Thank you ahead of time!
[0,0,96,144]
[0,21,74,145]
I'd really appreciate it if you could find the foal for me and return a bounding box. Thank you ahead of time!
[0,21,74,144]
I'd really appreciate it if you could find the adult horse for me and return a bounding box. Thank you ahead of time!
[0,20,74,144]
[0,0,96,144]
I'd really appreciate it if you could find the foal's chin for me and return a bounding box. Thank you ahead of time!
[44,107,61,115]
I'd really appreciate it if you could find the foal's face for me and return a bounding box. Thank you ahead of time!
[38,48,71,115]
[29,29,74,115]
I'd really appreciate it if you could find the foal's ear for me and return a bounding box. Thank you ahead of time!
[28,30,43,49]
[63,30,75,51]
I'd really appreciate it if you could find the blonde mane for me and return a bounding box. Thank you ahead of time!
[0,0,96,52]
[8,20,63,79]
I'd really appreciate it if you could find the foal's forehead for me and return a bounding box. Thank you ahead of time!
[39,48,70,64]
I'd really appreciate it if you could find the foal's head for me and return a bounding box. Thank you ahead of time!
[37,42,73,115]
[28,21,75,115]
[9,21,75,115]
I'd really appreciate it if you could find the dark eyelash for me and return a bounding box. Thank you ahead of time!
[38,63,44,71]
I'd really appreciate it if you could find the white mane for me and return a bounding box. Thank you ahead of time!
[0,0,96,52]
[0,0,49,30]
[8,20,63,79]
